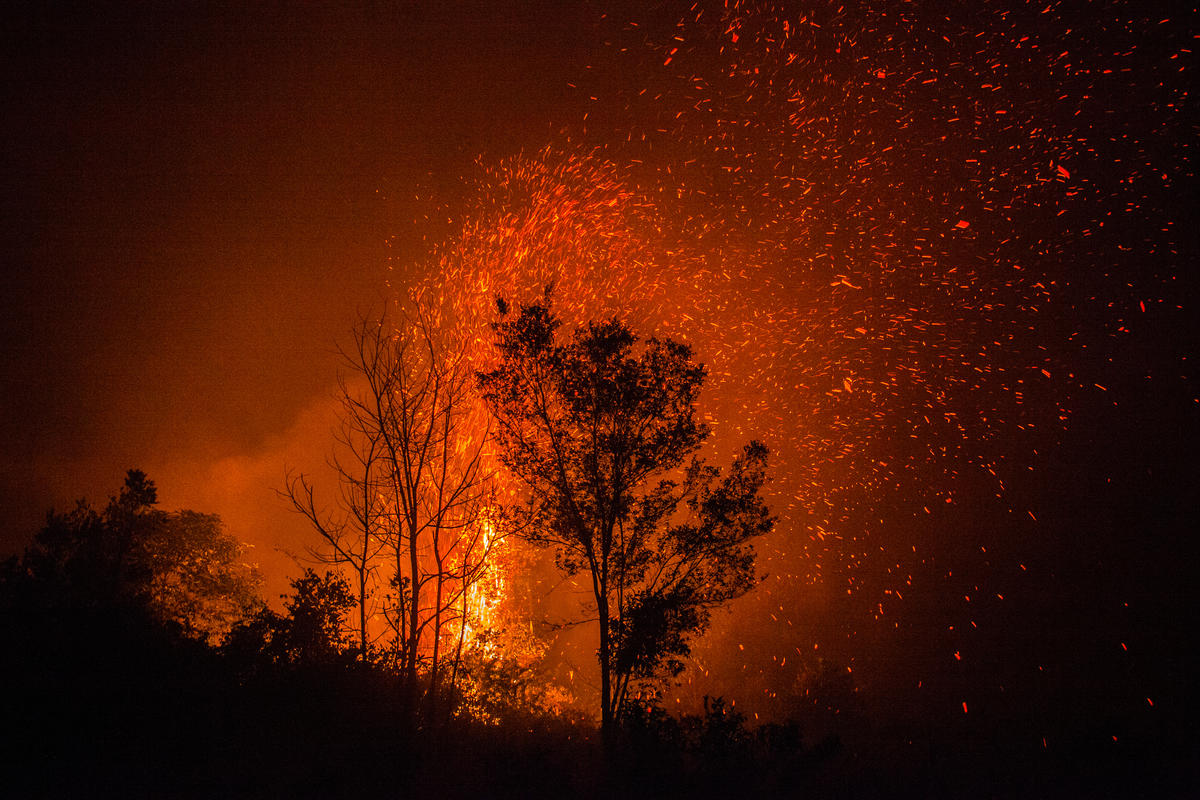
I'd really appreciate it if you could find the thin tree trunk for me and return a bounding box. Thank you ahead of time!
[598,589,613,745]
[428,569,445,724]
[357,566,368,660]
[449,586,469,696]
[406,523,421,709]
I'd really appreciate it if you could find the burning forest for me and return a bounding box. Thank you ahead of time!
[1,1,1195,797]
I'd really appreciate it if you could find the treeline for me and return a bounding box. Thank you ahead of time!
[0,472,829,799]
[0,469,548,796]
[2,296,1179,797]
[0,300,873,796]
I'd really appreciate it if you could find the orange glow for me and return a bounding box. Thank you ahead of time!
[458,516,505,653]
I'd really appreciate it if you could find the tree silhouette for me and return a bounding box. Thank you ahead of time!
[283,303,497,715]
[478,299,774,739]
[224,568,357,672]
[2,469,261,643]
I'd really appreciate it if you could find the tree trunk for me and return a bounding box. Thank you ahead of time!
[357,567,368,661]
[449,587,469,697]
[598,590,614,746]
[427,570,445,724]
[406,526,421,712]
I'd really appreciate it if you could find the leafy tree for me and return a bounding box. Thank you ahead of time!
[1,469,261,643]
[274,568,357,667]
[224,568,356,671]
[477,299,774,737]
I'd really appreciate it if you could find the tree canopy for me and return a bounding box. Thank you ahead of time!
[1,469,262,643]
[478,299,774,733]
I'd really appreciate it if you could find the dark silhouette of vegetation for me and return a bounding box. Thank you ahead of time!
[1,469,261,642]
[0,418,1185,798]
[612,697,840,800]
[0,471,256,796]
[478,298,775,739]
[224,568,359,673]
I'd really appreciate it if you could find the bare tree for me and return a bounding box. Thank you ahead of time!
[282,459,384,662]
[283,302,497,714]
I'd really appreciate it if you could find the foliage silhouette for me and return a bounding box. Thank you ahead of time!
[0,472,258,797]
[0,470,1168,799]
[478,298,775,738]
[1,469,261,642]
[224,568,359,675]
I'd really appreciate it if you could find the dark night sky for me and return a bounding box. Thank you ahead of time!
[1,0,1197,757]
[0,1,604,582]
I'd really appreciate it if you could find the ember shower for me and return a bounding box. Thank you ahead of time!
[0,0,1192,795]
[374,0,1198,716]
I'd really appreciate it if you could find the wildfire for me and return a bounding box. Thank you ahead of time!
[458,516,505,654]
[379,0,1186,718]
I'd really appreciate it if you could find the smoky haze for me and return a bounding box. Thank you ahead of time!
[1,0,1194,748]
[0,1,597,596]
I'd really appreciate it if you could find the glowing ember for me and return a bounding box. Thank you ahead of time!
[381,0,1192,717]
